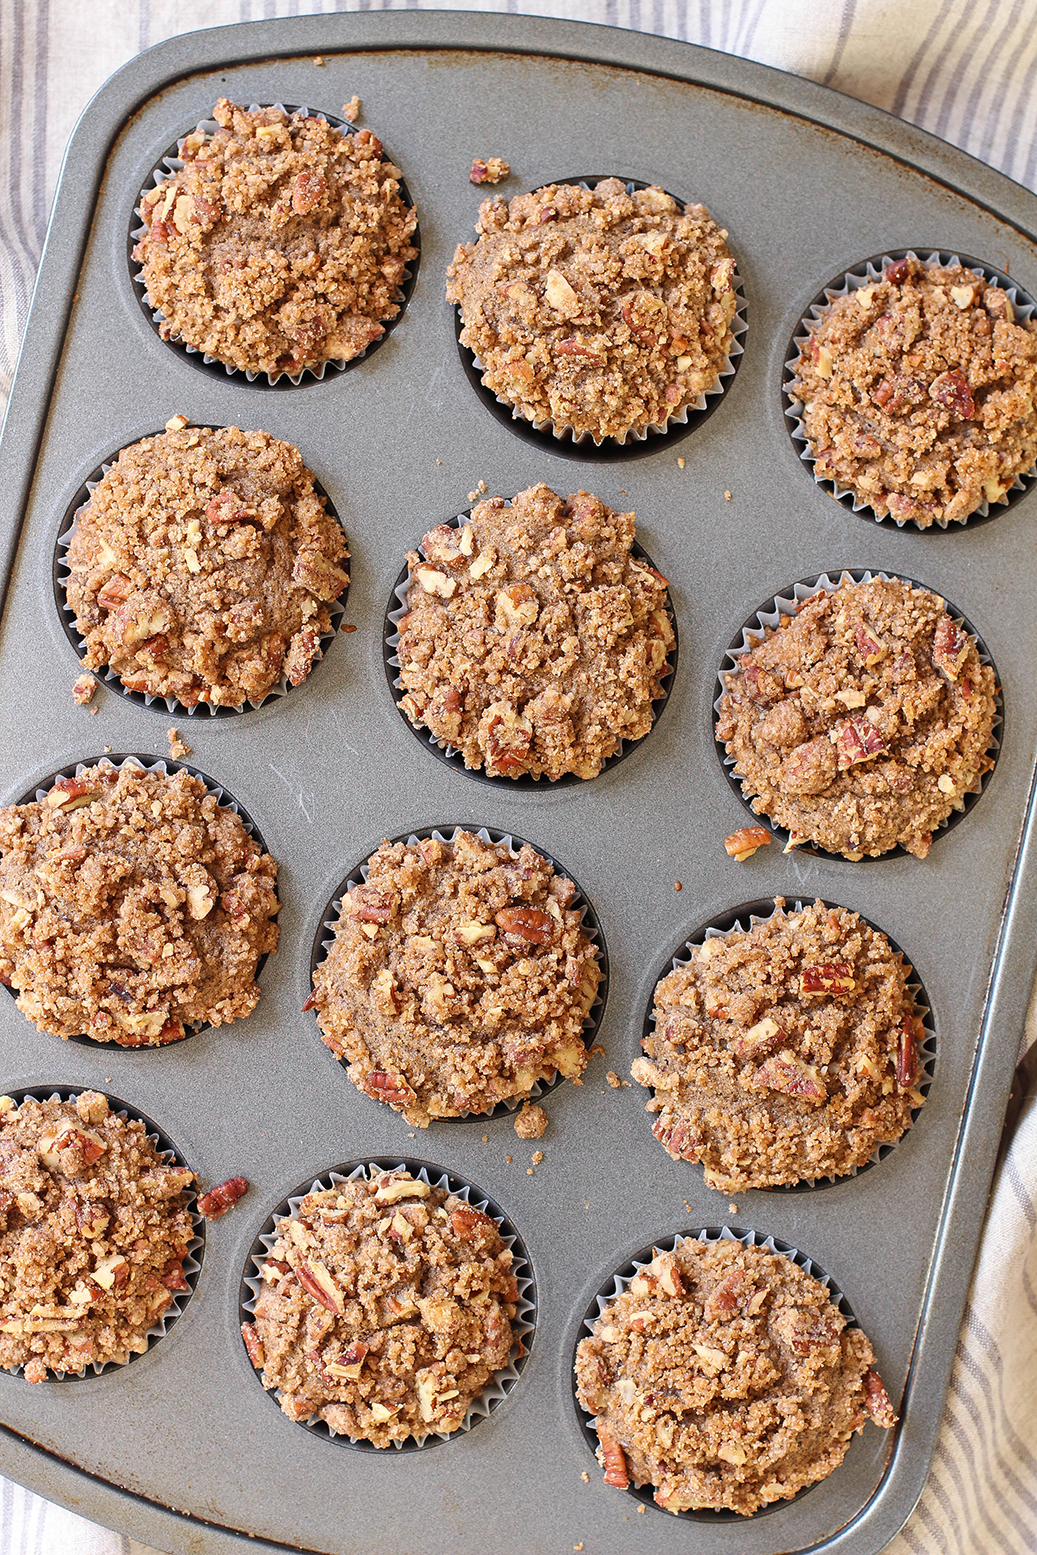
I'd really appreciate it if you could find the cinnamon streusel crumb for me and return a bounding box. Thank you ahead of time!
[133,100,417,377]
[0,1093,195,1381]
[575,1238,895,1515]
[311,831,599,1124]
[244,1168,517,1445]
[397,484,674,780]
[0,764,278,1044]
[634,898,926,1191]
[447,178,736,441]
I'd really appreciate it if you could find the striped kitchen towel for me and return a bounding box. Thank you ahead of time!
[0,4,1036,1554]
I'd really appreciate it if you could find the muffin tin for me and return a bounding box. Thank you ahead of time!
[1,11,1037,1555]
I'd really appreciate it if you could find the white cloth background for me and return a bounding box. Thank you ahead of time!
[0,3,1035,1552]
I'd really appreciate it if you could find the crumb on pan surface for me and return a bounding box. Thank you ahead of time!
[514,1102,547,1139]
[634,899,926,1192]
[790,256,1037,526]
[470,157,509,185]
[0,764,279,1044]
[0,1092,195,1381]
[243,1168,518,1445]
[396,484,674,780]
[72,675,96,705]
[64,424,349,709]
[133,99,417,377]
[310,831,599,1125]
[446,178,737,440]
[575,1238,895,1515]
[715,575,996,859]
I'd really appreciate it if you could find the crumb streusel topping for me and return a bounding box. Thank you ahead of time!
[791,256,1037,526]
[65,424,349,709]
[715,576,996,859]
[634,899,926,1191]
[243,1168,518,1445]
[0,764,279,1044]
[396,484,675,780]
[134,99,417,378]
[310,831,600,1125]
[0,1092,195,1381]
[446,179,737,440]
[575,1237,895,1515]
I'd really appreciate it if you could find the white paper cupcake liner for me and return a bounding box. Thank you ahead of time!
[0,1086,202,1381]
[240,1158,534,1449]
[783,250,1037,529]
[641,897,937,1190]
[130,105,418,387]
[573,1225,859,1519]
[309,826,608,1120]
[4,755,273,1047]
[55,446,349,717]
[713,569,1003,862]
[384,514,678,787]
[455,178,746,451]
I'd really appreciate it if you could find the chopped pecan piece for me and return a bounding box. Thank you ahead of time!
[863,1367,897,1427]
[749,1052,826,1103]
[362,1070,416,1110]
[96,573,133,609]
[555,340,605,363]
[929,370,974,419]
[494,906,554,945]
[724,826,772,861]
[449,1205,497,1239]
[836,717,887,770]
[854,624,887,666]
[197,1174,249,1220]
[932,615,969,680]
[800,962,855,994]
[241,1321,265,1368]
[896,1019,920,1090]
[597,1426,630,1489]
[351,886,396,924]
[296,1260,345,1314]
[731,1015,783,1062]
[485,705,532,773]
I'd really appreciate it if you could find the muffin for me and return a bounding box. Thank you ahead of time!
[575,1236,895,1515]
[446,179,738,441]
[0,1092,196,1381]
[789,256,1037,526]
[64,423,349,710]
[395,484,675,780]
[242,1167,519,1444]
[633,899,927,1191]
[310,830,600,1124]
[133,100,417,379]
[715,575,997,859]
[0,762,279,1044]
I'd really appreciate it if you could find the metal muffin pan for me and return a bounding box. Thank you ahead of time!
[1,12,1036,1555]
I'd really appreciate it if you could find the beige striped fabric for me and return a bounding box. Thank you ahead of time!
[1,4,1036,1553]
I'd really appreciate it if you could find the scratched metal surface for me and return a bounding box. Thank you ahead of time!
[1,13,1036,1555]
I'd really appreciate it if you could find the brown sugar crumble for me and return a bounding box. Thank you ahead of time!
[575,1238,895,1515]
[72,674,96,706]
[715,576,997,859]
[791,256,1037,526]
[633,898,926,1191]
[244,1169,518,1444]
[342,95,360,122]
[397,484,674,780]
[310,831,599,1125]
[0,1092,195,1381]
[167,728,191,760]
[514,1102,548,1140]
[134,99,417,378]
[65,424,348,709]
[470,157,510,185]
[0,763,279,1044]
[447,179,737,441]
